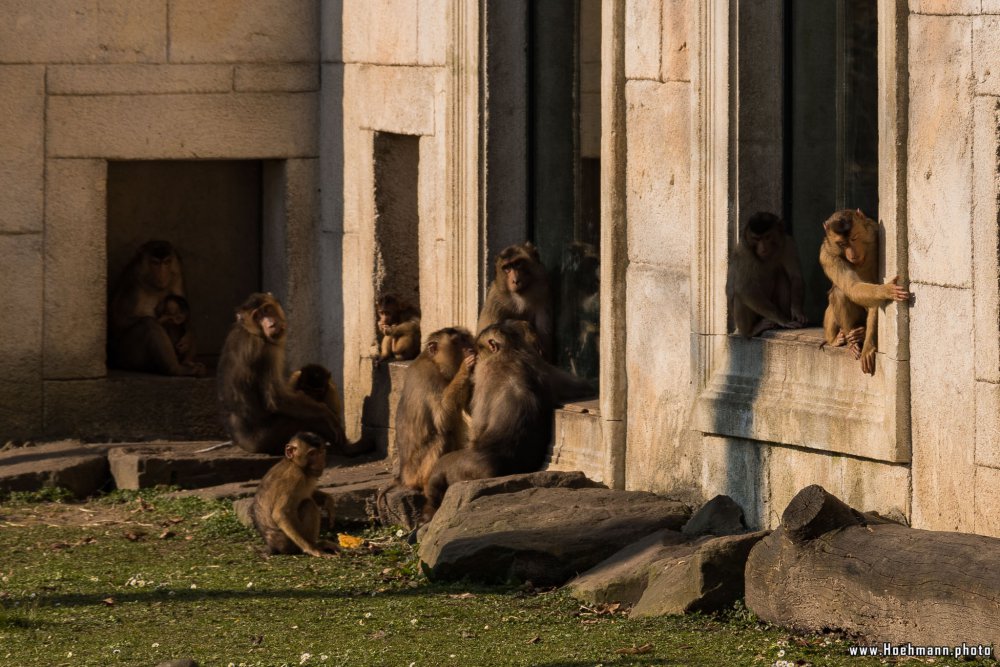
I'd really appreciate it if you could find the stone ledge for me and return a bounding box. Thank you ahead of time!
[108,442,273,490]
[692,330,907,463]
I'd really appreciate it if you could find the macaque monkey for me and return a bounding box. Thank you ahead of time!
[477,242,553,360]
[154,294,201,373]
[820,209,911,375]
[423,321,553,516]
[288,364,344,434]
[392,327,476,492]
[372,295,421,364]
[726,212,808,337]
[250,432,338,557]
[217,293,353,456]
[507,320,595,401]
[108,240,205,376]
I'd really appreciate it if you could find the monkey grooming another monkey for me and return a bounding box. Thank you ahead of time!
[288,364,345,435]
[423,321,553,516]
[391,327,476,493]
[109,240,205,377]
[251,432,338,557]
[726,212,808,338]
[217,293,350,456]
[477,242,553,360]
[820,209,912,375]
[371,295,421,364]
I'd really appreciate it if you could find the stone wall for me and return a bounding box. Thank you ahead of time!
[0,0,321,439]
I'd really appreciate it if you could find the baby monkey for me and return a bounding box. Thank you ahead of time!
[372,295,421,364]
[250,432,338,557]
[726,212,808,337]
[154,294,204,375]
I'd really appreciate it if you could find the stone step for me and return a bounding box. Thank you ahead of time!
[0,440,114,498]
[108,441,274,490]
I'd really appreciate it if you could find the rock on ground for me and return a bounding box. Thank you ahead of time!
[418,471,690,586]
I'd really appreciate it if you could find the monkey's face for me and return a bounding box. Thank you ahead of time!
[287,440,326,477]
[377,308,396,327]
[502,258,532,293]
[427,330,476,375]
[748,230,782,261]
[145,254,176,290]
[159,301,187,326]
[254,303,286,343]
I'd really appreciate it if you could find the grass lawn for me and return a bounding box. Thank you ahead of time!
[0,489,988,667]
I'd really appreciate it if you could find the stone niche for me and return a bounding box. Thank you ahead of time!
[107,160,263,362]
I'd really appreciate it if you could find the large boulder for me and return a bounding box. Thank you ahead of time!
[567,494,766,615]
[418,471,690,586]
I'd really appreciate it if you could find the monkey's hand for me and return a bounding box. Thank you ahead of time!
[462,354,476,373]
[379,323,394,335]
[304,545,335,558]
[845,326,865,359]
[860,342,877,375]
[883,276,913,302]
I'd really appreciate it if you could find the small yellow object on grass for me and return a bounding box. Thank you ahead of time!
[337,533,365,549]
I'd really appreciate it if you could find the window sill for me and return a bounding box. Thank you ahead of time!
[691,327,908,463]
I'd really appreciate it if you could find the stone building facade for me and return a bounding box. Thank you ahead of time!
[3,0,999,536]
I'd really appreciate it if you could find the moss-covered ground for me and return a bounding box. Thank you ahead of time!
[0,489,991,667]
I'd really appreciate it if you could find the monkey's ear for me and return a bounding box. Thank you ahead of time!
[284,442,297,459]
[426,340,438,355]
[822,220,830,232]
[487,338,500,353]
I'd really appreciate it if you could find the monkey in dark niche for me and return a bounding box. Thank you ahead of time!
[726,212,808,338]
[217,293,354,456]
[819,209,911,375]
[423,321,553,516]
[154,294,201,372]
[250,431,338,557]
[477,242,553,360]
[288,364,344,434]
[371,295,421,364]
[108,240,205,376]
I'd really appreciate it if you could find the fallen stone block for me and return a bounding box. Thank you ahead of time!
[419,471,690,586]
[0,440,112,498]
[374,483,425,530]
[567,494,759,610]
[108,441,274,490]
[630,530,767,617]
[746,484,1000,647]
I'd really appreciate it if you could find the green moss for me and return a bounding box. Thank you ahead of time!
[0,496,991,666]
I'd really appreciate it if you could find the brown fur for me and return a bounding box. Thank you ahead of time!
[108,240,204,376]
[251,432,337,556]
[392,327,476,492]
[726,212,807,338]
[819,209,911,375]
[476,242,553,360]
[288,364,344,434]
[374,295,421,363]
[155,294,198,367]
[217,293,348,455]
[423,321,553,516]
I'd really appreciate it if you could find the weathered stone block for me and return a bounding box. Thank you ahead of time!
[420,472,689,586]
[0,66,44,233]
[661,0,690,82]
[0,441,111,498]
[909,0,981,14]
[235,65,319,92]
[319,65,346,234]
[346,65,437,136]
[0,1,166,63]
[631,531,767,617]
[909,284,976,532]
[625,80,690,268]
[766,445,911,531]
[625,265,692,492]
[973,97,1000,382]
[975,466,1000,537]
[984,0,1000,13]
[47,65,233,95]
[169,0,318,63]
[343,0,419,65]
[975,382,1000,469]
[625,0,661,80]
[0,234,43,438]
[907,15,973,288]
[108,442,274,490]
[43,159,107,379]
[47,93,319,159]
[417,0,447,66]
[43,375,223,441]
[973,17,1000,97]
[548,404,604,484]
[698,436,768,530]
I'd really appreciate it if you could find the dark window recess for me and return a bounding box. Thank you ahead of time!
[785,0,878,323]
